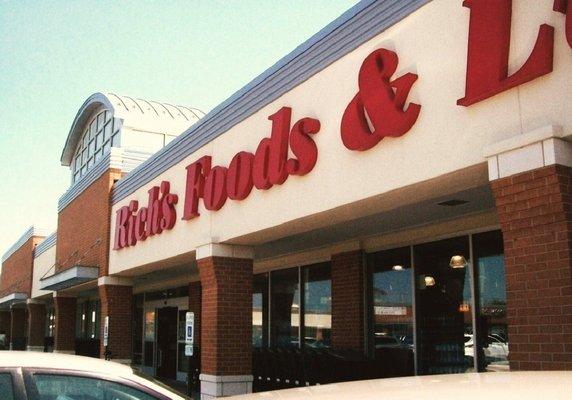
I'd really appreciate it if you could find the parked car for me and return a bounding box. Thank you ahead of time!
[0,351,189,399]
[234,371,572,400]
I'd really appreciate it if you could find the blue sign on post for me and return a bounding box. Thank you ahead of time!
[185,312,194,356]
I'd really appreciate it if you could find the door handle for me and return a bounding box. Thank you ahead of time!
[158,349,162,367]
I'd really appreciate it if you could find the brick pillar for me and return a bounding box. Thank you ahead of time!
[27,300,46,352]
[197,244,253,399]
[188,281,202,348]
[0,311,10,348]
[10,306,27,350]
[331,250,366,352]
[54,295,76,354]
[491,165,572,370]
[98,277,133,363]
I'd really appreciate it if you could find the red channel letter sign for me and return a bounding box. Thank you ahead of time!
[182,107,320,220]
[113,0,569,250]
[340,48,421,151]
[458,0,557,106]
[114,107,320,249]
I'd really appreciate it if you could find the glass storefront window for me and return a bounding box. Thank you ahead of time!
[414,236,474,375]
[368,246,414,377]
[177,343,189,373]
[132,294,144,365]
[144,310,155,367]
[473,230,509,372]
[75,300,100,340]
[257,263,332,349]
[45,309,55,338]
[303,263,331,348]
[178,310,189,374]
[270,268,300,348]
[253,273,269,348]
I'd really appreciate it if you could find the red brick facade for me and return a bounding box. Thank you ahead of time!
[56,168,122,276]
[188,281,201,347]
[491,164,572,370]
[331,250,366,352]
[10,307,27,349]
[0,236,44,298]
[99,284,133,360]
[27,302,46,348]
[198,256,252,376]
[54,296,76,352]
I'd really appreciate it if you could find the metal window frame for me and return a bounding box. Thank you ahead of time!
[368,233,490,376]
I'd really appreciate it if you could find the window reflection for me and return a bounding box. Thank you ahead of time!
[474,230,509,372]
[369,247,414,377]
[253,273,269,348]
[270,268,300,348]
[144,310,155,367]
[257,263,332,349]
[415,236,474,375]
[303,263,331,348]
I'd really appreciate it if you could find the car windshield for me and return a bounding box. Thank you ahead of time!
[132,369,192,400]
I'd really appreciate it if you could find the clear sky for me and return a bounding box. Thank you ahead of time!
[0,0,358,256]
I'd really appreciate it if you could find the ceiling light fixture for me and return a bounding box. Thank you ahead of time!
[450,255,468,269]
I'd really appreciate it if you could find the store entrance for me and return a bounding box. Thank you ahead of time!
[414,236,474,375]
[156,307,178,380]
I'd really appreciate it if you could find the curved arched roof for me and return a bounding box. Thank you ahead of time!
[60,92,204,166]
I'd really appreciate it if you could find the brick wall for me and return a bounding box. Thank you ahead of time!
[198,257,252,376]
[56,169,122,276]
[10,307,27,350]
[54,296,76,352]
[188,281,201,347]
[491,164,572,370]
[99,284,133,360]
[331,250,366,352]
[0,236,44,298]
[27,302,46,348]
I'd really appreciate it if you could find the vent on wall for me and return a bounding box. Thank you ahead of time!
[437,199,469,207]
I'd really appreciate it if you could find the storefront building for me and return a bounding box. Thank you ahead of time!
[1,0,571,398]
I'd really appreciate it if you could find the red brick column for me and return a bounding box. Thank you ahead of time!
[197,244,253,399]
[331,250,366,352]
[188,281,201,348]
[491,165,572,370]
[54,295,76,354]
[99,280,133,363]
[10,307,27,350]
[27,301,46,351]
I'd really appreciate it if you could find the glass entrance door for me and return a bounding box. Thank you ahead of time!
[156,307,178,379]
[414,236,474,375]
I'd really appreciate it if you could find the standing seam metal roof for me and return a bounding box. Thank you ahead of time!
[60,92,204,166]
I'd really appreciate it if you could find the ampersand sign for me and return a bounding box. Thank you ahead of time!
[341,49,421,151]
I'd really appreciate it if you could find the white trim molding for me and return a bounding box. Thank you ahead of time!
[0,293,28,309]
[34,231,57,259]
[199,374,253,399]
[2,226,50,263]
[40,266,99,291]
[97,276,133,287]
[484,125,572,180]
[196,243,254,261]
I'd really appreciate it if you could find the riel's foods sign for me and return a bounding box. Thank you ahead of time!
[114,0,571,251]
